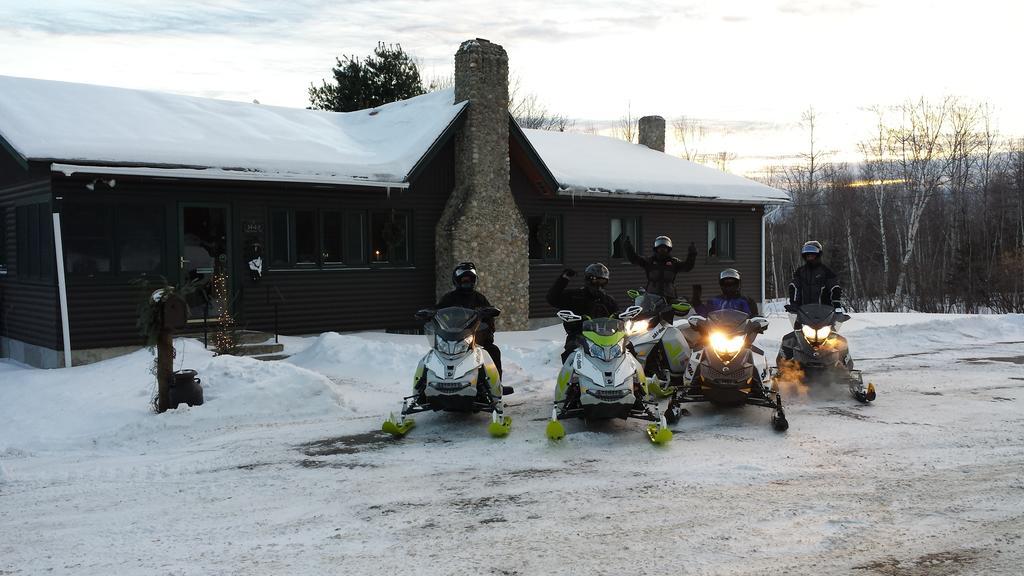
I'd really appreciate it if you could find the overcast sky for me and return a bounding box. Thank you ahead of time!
[1,0,1020,175]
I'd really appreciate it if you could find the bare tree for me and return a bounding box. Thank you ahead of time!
[617,102,637,143]
[672,115,707,161]
[508,76,574,131]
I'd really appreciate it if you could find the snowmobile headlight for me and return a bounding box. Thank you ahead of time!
[586,339,624,361]
[709,331,745,357]
[626,319,651,336]
[436,334,473,355]
[801,325,831,344]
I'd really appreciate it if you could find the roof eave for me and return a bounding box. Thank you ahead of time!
[50,162,409,190]
[403,100,469,184]
[0,132,29,170]
[555,188,789,206]
[509,119,560,194]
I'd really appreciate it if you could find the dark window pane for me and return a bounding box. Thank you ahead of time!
[117,205,162,273]
[719,219,735,259]
[270,210,289,264]
[120,238,161,273]
[707,220,718,257]
[295,210,316,264]
[529,215,560,261]
[68,238,112,274]
[610,218,623,257]
[370,212,409,263]
[321,211,343,263]
[346,212,366,264]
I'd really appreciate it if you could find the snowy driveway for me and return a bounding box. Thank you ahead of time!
[1,314,1023,575]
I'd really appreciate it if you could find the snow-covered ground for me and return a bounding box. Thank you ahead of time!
[1,312,1023,575]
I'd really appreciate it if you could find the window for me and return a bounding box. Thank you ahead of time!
[0,206,8,275]
[16,202,53,280]
[346,212,366,265]
[270,208,372,267]
[528,214,561,262]
[117,205,163,273]
[707,218,735,260]
[294,210,316,264]
[270,209,290,265]
[370,211,410,264]
[610,217,640,258]
[61,203,164,277]
[321,211,343,264]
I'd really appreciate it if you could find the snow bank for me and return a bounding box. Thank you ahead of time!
[0,339,346,453]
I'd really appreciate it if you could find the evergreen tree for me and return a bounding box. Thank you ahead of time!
[308,42,425,112]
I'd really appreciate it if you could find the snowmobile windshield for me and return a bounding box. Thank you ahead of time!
[636,293,669,318]
[429,307,480,341]
[581,317,626,344]
[706,308,750,333]
[796,303,836,329]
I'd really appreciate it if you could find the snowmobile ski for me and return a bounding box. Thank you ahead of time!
[646,416,673,444]
[546,408,566,440]
[487,410,512,438]
[381,413,416,437]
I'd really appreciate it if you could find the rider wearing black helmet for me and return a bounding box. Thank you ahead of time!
[547,263,619,363]
[622,234,698,322]
[787,241,841,312]
[436,262,502,376]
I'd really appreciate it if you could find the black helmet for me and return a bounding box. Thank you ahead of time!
[801,241,822,256]
[584,262,610,289]
[653,236,673,251]
[452,262,477,291]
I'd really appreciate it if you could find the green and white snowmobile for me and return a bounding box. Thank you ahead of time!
[546,306,673,444]
[382,306,512,438]
[665,309,788,431]
[625,289,693,399]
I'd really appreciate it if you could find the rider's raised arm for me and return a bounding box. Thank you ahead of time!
[546,273,572,309]
[623,235,647,267]
[673,242,698,272]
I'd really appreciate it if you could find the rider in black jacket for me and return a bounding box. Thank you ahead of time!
[436,262,502,376]
[623,235,697,323]
[547,263,619,363]
[786,241,842,311]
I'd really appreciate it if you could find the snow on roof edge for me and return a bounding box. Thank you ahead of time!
[51,163,411,189]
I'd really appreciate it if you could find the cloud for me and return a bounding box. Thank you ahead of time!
[777,0,875,16]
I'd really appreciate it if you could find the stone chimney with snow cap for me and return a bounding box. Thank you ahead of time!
[436,38,530,330]
[638,115,666,152]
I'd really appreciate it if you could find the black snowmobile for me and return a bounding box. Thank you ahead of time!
[665,308,788,431]
[773,303,875,403]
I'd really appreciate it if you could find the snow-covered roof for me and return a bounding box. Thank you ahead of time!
[0,75,467,188]
[523,129,789,204]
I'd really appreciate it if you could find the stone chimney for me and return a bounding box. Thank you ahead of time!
[638,115,666,152]
[436,39,530,330]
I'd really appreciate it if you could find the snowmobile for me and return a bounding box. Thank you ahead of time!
[665,309,788,431]
[382,306,513,438]
[773,303,876,403]
[625,289,692,398]
[546,306,673,444]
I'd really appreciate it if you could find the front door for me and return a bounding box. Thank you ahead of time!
[179,204,230,321]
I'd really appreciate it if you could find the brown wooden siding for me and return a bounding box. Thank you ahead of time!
[47,140,455,349]
[0,177,60,349]
[511,164,765,318]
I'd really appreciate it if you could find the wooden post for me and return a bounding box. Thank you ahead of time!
[157,327,173,412]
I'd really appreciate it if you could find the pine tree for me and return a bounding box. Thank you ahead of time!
[308,42,425,112]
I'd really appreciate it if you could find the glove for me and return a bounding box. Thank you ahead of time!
[562,268,576,279]
[784,304,797,313]
[687,242,697,258]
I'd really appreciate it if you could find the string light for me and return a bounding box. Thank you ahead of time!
[212,266,235,354]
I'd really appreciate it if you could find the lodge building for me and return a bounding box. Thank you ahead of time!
[0,39,787,368]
